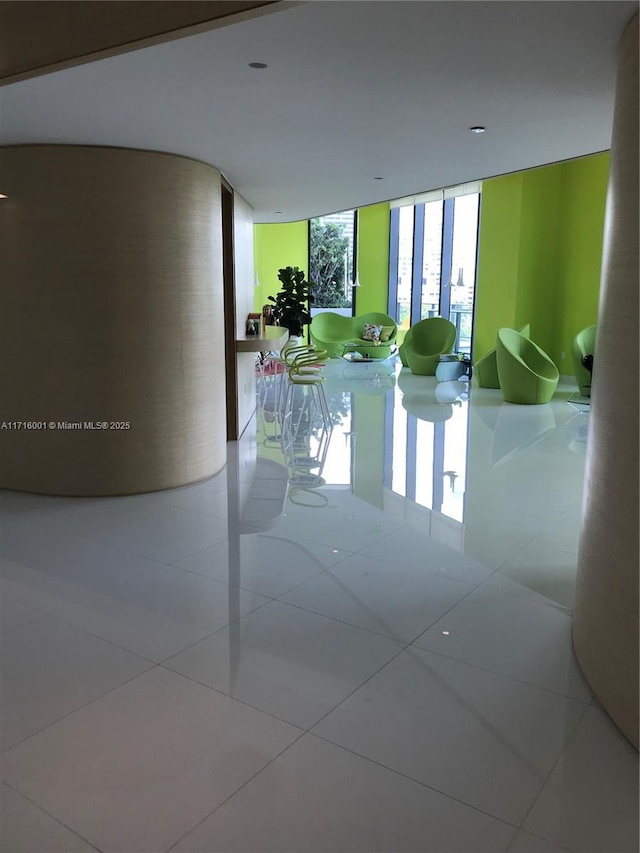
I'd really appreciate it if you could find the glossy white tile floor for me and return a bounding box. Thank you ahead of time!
[1,360,637,853]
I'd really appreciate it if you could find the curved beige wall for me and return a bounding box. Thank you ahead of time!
[573,14,639,748]
[0,145,226,496]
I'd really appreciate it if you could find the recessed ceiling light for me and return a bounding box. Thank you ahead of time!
[248,62,268,69]
[0,193,7,198]
[469,126,486,134]
[374,177,384,180]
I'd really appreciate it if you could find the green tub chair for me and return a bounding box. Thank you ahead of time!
[475,323,531,388]
[496,327,559,404]
[310,311,397,359]
[401,317,457,375]
[571,324,596,397]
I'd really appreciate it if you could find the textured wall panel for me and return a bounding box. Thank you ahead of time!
[0,145,226,495]
[233,192,258,437]
[573,14,639,748]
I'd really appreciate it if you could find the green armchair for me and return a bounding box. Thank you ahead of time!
[400,317,457,375]
[571,324,596,397]
[475,323,531,388]
[310,311,397,359]
[496,328,559,404]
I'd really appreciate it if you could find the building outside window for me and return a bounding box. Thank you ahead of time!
[389,183,481,355]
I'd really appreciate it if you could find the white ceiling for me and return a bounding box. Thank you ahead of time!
[1,0,636,222]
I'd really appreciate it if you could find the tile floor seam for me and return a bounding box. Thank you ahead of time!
[273,556,480,645]
[505,825,524,852]
[0,662,157,756]
[510,828,576,853]
[155,660,316,731]
[515,700,592,835]
[87,531,231,567]
[300,641,410,732]
[161,558,286,596]
[34,610,162,666]
[404,575,488,644]
[470,572,574,616]
[0,610,48,638]
[2,552,193,606]
[306,730,523,838]
[317,640,586,815]
[145,594,275,665]
[1,779,104,853]
[269,592,413,645]
[1,560,271,651]
[405,641,592,705]
[163,729,309,853]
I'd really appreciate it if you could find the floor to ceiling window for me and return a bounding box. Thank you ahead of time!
[309,210,357,317]
[388,183,481,355]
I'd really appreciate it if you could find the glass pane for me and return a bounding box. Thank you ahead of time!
[309,210,355,314]
[449,194,479,354]
[396,206,414,330]
[421,200,444,320]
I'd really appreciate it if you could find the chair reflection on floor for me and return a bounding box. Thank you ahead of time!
[398,371,464,423]
[490,402,557,466]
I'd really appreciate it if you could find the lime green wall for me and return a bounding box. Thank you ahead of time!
[554,155,609,373]
[254,155,608,372]
[254,221,308,312]
[355,202,390,315]
[474,175,523,359]
[253,204,390,317]
[475,153,609,370]
[515,165,563,357]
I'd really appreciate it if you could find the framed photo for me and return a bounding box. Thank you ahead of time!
[246,313,262,335]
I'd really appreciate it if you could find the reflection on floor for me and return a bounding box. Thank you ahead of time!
[1,358,637,853]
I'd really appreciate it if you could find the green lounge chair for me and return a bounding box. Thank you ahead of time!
[475,323,530,388]
[571,324,596,397]
[496,327,559,404]
[401,317,457,375]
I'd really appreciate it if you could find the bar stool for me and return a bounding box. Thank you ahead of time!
[282,349,331,437]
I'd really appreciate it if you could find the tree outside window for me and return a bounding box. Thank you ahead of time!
[309,211,355,311]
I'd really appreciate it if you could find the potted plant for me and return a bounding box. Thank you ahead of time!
[267,266,314,340]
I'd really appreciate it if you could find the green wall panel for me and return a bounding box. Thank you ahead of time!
[253,155,609,375]
[474,152,609,368]
[254,221,308,312]
[555,154,609,373]
[515,165,563,358]
[355,202,390,315]
[474,174,522,360]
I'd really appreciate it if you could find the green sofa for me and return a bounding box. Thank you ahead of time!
[496,328,559,404]
[310,311,397,359]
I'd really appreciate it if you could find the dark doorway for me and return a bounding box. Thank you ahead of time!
[221,181,238,440]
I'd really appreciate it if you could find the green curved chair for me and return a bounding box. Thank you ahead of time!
[571,324,596,397]
[475,323,530,388]
[402,317,456,375]
[310,311,397,359]
[496,328,559,404]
